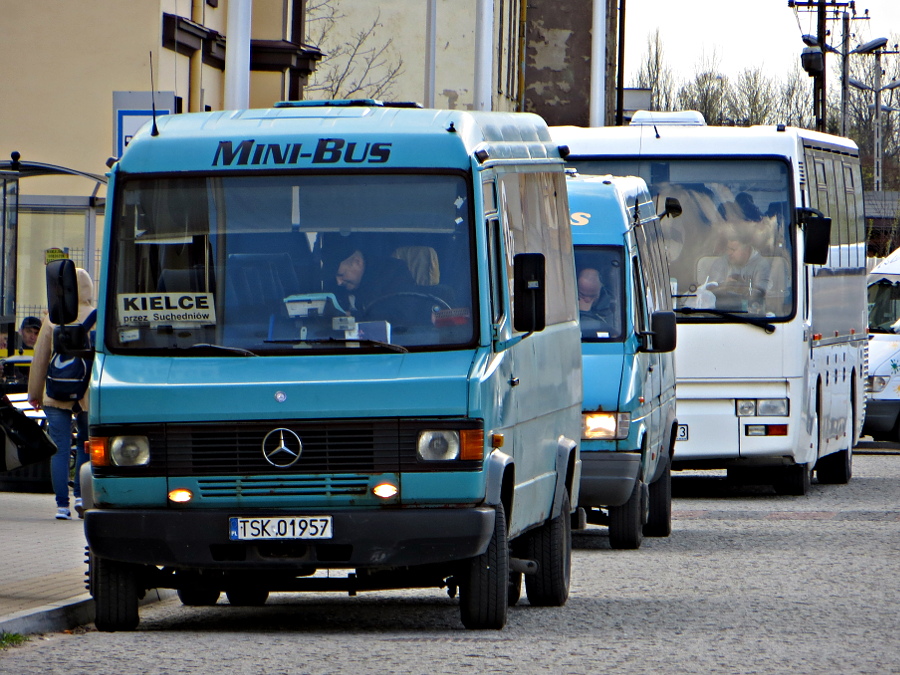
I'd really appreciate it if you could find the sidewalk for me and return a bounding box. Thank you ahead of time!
[0,491,94,635]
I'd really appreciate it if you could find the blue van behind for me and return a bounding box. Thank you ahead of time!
[60,101,583,631]
[568,175,678,549]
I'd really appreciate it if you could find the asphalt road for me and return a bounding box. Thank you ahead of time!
[2,449,898,675]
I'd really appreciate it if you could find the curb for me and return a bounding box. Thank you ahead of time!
[0,590,176,637]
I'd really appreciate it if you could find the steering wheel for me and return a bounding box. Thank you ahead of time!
[363,291,453,321]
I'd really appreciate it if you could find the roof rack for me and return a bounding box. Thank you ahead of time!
[629,110,707,126]
[274,99,424,109]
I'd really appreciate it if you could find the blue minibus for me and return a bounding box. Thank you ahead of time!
[53,101,582,631]
[568,174,677,549]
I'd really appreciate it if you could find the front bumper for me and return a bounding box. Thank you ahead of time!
[578,451,641,507]
[862,399,900,436]
[85,506,495,570]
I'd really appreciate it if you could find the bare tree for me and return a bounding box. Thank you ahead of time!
[632,29,677,111]
[775,65,814,130]
[676,53,731,125]
[729,67,777,126]
[305,1,404,100]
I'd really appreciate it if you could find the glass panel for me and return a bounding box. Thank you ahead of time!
[108,173,476,353]
[571,159,794,321]
[868,280,900,333]
[574,245,625,341]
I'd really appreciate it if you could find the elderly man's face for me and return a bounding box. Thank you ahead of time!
[725,240,751,267]
[578,268,602,311]
[336,250,365,291]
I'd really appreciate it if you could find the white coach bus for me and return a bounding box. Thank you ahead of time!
[552,112,866,494]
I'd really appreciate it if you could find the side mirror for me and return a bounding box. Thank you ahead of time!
[798,208,832,265]
[513,253,546,333]
[641,311,677,353]
[46,259,79,325]
[658,197,682,220]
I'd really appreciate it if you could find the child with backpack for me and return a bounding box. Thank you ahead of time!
[27,268,95,520]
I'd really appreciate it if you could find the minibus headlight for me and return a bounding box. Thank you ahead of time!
[583,412,630,440]
[757,399,789,416]
[736,400,757,416]
[109,436,150,466]
[417,431,460,461]
[869,375,889,393]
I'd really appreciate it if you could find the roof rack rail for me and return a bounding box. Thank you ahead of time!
[274,99,424,109]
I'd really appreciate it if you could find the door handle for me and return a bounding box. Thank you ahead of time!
[509,377,520,387]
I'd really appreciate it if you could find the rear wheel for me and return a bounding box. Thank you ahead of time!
[524,491,572,607]
[817,411,853,484]
[178,587,221,606]
[225,587,269,606]
[609,480,644,549]
[91,554,140,632]
[644,458,672,537]
[460,503,509,629]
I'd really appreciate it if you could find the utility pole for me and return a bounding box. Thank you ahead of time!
[790,0,853,133]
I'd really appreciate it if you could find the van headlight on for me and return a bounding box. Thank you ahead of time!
[583,412,631,440]
[109,436,151,466]
[868,376,889,393]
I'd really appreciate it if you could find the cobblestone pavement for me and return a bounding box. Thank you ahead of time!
[1,451,898,675]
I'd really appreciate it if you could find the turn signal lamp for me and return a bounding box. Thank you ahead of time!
[89,438,109,466]
[373,483,399,499]
[168,488,193,503]
[460,429,484,460]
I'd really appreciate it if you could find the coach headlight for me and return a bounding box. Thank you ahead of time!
[109,436,151,466]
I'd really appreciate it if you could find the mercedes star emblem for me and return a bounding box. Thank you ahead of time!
[261,428,303,467]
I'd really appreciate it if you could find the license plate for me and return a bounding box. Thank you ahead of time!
[229,516,333,541]
[676,424,689,442]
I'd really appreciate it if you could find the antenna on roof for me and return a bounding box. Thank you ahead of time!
[149,51,160,137]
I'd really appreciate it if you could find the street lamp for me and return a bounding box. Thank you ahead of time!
[849,38,900,192]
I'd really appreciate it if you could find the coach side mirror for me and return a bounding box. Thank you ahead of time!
[798,208,832,265]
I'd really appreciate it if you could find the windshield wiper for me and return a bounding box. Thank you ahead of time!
[674,306,776,334]
[265,337,409,353]
[182,343,258,356]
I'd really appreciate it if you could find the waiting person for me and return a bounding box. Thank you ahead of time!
[706,232,771,313]
[27,268,94,520]
[17,316,41,355]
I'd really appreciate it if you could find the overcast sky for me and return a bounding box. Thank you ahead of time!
[623,0,900,84]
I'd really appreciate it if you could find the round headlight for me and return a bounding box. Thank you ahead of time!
[110,436,150,466]
[417,431,460,461]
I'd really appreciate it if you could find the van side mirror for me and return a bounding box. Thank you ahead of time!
[658,197,682,220]
[513,253,546,333]
[46,259,79,325]
[641,311,677,353]
[798,207,832,265]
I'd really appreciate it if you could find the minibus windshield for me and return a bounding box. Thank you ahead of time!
[107,173,476,353]
[868,279,900,333]
[574,245,625,341]
[570,158,794,322]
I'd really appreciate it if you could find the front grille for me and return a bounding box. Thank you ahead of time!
[168,420,403,476]
[197,475,371,498]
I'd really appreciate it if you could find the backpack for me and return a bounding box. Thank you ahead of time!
[45,310,97,401]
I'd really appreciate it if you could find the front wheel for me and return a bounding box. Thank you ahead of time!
[644,458,672,537]
[460,503,509,629]
[524,490,572,607]
[774,462,811,496]
[91,554,141,632]
[608,480,645,549]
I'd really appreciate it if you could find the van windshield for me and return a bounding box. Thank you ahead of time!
[107,173,476,353]
[570,158,794,322]
[575,246,625,341]
[868,279,900,333]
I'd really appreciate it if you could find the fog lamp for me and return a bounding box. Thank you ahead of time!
[373,483,399,499]
[168,488,193,503]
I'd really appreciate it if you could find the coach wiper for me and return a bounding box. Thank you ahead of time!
[674,306,776,334]
[265,337,409,353]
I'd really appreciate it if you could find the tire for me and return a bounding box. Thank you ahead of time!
[524,490,572,607]
[178,587,221,606]
[460,503,509,629]
[644,458,672,537]
[225,587,269,606]
[91,554,140,632]
[608,480,644,550]
[817,412,853,484]
[774,462,811,496]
